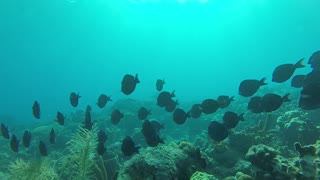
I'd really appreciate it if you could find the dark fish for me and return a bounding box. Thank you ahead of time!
[145,134,164,147]
[291,75,306,88]
[83,105,93,130]
[98,130,108,143]
[173,108,190,125]
[222,112,244,129]
[217,96,234,109]
[97,142,106,156]
[138,107,151,120]
[208,121,228,142]
[70,92,81,107]
[32,101,40,119]
[165,99,179,112]
[157,91,175,107]
[272,58,305,83]
[141,120,164,147]
[239,78,267,97]
[97,94,112,108]
[23,130,31,148]
[156,79,165,91]
[10,134,19,152]
[111,109,124,125]
[299,81,320,110]
[303,70,320,87]
[150,120,164,133]
[56,111,65,125]
[39,141,48,156]
[189,104,202,119]
[121,74,140,95]
[308,50,320,70]
[49,128,55,144]
[262,93,290,112]
[121,136,140,156]
[200,99,220,114]
[247,96,264,114]
[142,120,156,138]
[1,123,10,139]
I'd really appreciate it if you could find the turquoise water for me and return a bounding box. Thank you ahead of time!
[0,0,319,123]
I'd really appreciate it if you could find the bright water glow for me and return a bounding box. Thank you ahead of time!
[0,0,319,124]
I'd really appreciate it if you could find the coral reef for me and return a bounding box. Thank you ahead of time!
[245,144,296,179]
[190,171,218,180]
[58,125,99,180]
[117,141,206,180]
[6,158,58,180]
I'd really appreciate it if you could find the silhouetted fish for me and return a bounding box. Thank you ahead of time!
[157,91,175,108]
[150,120,164,133]
[173,108,190,125]
[299,81,320,110]
[121,136,140,156]
[156,79,165,91]
[141,120,164,147]
[121,74,140,95]
[39,141,48,156]
[97,142,106,156]
[70,92,81,107]
[201,99,219,114]
[262,93,290,112]
[10,134,19,152]
[308,50,320,70]
[145,134,164,147]
[165,99,178,112]
[239,78,267,97]
[142,120,156,138]
[98,130,108,143]
[189,104,202,119]
[138,107,151,120]
[222,111,244,129]
[291,75,306,88]
[111,109,124,125]
[49,128,55,144]
[1,123,9,139]
[32,101,40,119]
[83,105,93,130]
[247,96,264,114]
[208,121,228,142]
[97,94,112,108]
[272,58,305,83]
[217,95,234,109]
[304,70,320,87]
[23,130,31,148]
[56,111,65,125]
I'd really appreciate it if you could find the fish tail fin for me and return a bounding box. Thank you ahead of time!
[135,74,140,84]
[239,113,245,121]
[260,77,267,86]
[282,93,291,102]
[175,99,179,105]
[171,90,176,97]
[77,92,82,98]
[135,146,141,154]
[148,109,152,115]
[295,58,305,68]
[186,111,191,118]
[108,96,112,101]
[163,79,166,84]
[230,96,235,101]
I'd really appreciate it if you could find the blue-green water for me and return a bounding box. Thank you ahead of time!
[0,0,319,123]
[0,0,320,179]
